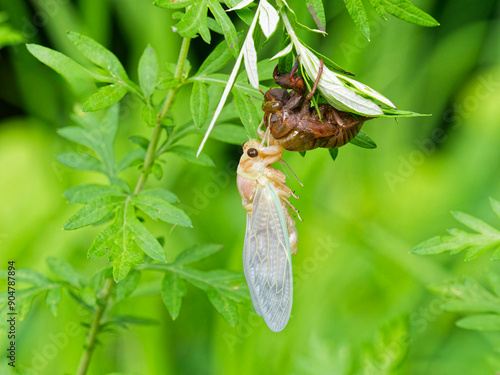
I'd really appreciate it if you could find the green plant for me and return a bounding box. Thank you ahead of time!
[1,0,439,373]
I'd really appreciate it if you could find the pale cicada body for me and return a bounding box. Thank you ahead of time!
[237,139,299,332]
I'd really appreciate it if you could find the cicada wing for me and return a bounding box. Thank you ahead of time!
[243,182,293,332]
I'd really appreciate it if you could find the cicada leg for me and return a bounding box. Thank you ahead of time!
[300,59,324,117]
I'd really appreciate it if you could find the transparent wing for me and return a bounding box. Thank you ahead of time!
[243,182,293,332]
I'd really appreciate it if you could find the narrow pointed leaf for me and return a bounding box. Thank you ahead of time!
[190,81,209,128]
[381,0,439,27]
[47,257,80,287]
[206,286,238,326]
[45,287,63,317]
[138,45,159,98]
[64,184,125,204]
[232,88,258,138]
[168,145,215,167]
[161,272,187,320]
[304,0,326,31]
[174,244,223,266]
[208,0,239,57]
[350,130,377,149]
[344,0,370,40]
[456,314,500,331]
[57,153,104,173]
[64,197,124,230]
[82,85,128,112]
[131,194,192,227]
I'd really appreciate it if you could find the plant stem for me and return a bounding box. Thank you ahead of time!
[133,37,191,195]
[76,277,114,375]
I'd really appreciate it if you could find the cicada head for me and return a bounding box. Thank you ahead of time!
[262,88,289,113]
[237,139,283,180]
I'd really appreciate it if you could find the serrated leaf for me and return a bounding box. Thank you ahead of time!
[304,0,326,31]
[350,130,377,149]
[329,148,339,161]
[411,236,449,255]
[26,44,95,97]
[190,81,209,128]
[456,314,500,331]
[45,287,63,317]
[67,31,128,78]
[132,194,192,227]
[47,257,80,288]
[88,224,118,259]
[161,272,187,320]
[154,0,196,9]
[64,197,124,230]
[115,270,141,301]
[174,244,223,266]
[138,45,158,98]
[110,206,143,282]
[344,0,370,40]
[82,85,128,112]
[232,88,259,138]
[176,0,211,43]
[57,152,104,173]
[208,0,239,57]
[196,37,234,75]
[209,124,248,145]
[138,188,178,204]
[168,145,215,166]
[381,0,439,27]
[64,184,125,204]
[206,286,238,325]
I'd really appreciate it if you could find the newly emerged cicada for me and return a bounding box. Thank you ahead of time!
[237,138,300,332]
[262,59,372,151]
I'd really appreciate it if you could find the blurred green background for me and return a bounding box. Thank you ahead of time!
[1,0,500,374]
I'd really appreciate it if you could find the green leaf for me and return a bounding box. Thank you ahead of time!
[344,0,371,40]
[208,0,239,57]
[190,81,209,128]
[380,0,439,27]
[47,257,80,287]
[110,315,160,327]
[116,149,146,173]
[196,37,234,75]
[115,270,141,301]
[456,314,500,331]
[64,197,124,230]
[57,153,104,173]
[154,0,196,9]
[26,44,95,97]
[488,272,500,298]
[138,45,158,98]
[142,105,156,127]
[0,21,24,49]
[152,163,164,180]
[129,136,150,150]
[128,214,167,263]
[161,272,187,320]
[175,0,211,43]
[490,198,500,220]
[138,188,178,204]
[232,88,259,139]
[45,287,63,317]
[451,211,500,236]
[0,269,50,286]
[209,124,248,145]
[64,184,125,204]
[174,244,223,266]
[82,85,128,112]
[109,206,143,282]
[57,126,95,149]
[88,223,118,259]
[131,194,192,227]
[206,286,238,326]
[303,0,326,31]
[368,0,387,19]
[328,148,339,161]
[350,131,377,149]
[167,145,215,167]
[67,31,128,78]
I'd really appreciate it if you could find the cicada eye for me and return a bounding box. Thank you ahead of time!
[247,148,258,158]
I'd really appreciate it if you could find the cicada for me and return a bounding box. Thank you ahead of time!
[262,59,373,152]
[237,139,300,332]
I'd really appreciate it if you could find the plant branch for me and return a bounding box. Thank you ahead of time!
[76,277,114,375]
[133,37,191,195]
